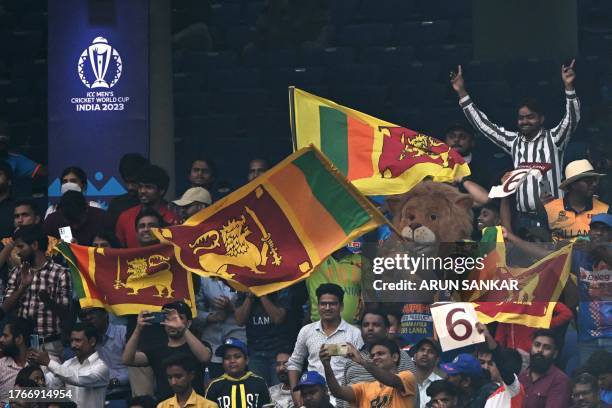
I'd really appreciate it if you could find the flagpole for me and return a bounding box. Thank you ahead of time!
[288,86,297,151]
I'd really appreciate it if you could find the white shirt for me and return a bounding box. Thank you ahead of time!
[47,351,109,408]
[269,383,293,408]
[484,375,524,408]
[287,319,363,382]
[418,371,442,408]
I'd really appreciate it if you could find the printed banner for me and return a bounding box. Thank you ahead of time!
[488,163,552,198]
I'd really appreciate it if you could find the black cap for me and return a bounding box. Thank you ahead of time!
[162,301,193,320]
[409,337,442,357]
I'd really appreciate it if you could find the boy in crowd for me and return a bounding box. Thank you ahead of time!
[157,354,218,408]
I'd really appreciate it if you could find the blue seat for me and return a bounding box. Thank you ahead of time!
[301,46,356,66]
[359,46,415,65]
[335,23,393,46]
[394,20,451,45]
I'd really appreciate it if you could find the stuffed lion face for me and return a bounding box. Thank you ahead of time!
[388,181,474,245]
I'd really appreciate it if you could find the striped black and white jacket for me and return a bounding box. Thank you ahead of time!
[459,90,580,213]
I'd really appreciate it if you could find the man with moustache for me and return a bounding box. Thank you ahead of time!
[107,153,149,226]
[571,373,601,408]
[519,329,571,408]
[268,350,293,407]
[0,317,33,404]
[409,338,442,408]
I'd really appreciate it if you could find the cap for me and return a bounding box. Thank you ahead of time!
[173,187,212,207]
[293,371,327,391]
[559,159,605,190]
[409,337,442,357]
[215,337,248,358]
[61,182,83,195]
[162,301,193,320]
[441,354,483,377]
[591,213,612,228]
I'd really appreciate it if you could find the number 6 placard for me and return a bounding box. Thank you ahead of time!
[430,303,485,352]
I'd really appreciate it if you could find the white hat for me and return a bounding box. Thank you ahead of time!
[61,182,83,195]
[559,159,605,190]
[173,187,212,206]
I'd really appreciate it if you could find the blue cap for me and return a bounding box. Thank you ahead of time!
[591,213,612,228]
[215,337,248,358]
[441,354,483,377]
[293,371,327,391]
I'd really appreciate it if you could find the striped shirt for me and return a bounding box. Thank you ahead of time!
[5,261,71,338]
[460,90,580,212]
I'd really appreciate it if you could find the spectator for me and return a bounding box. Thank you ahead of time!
[172,187,211,223]
[572,213,612,364]
[0,161,14,238]
[91,230,121,248]
[248,158,269,182]
[79,307,129,395]
[322,338,417,408]
[122,302,212,401]
[386,309,403,348]
[339,311,417,408]
[440,353,497,408]
[519,329,571,408]
[115,164,178,248]
[0,317,33,403]
[476,323,526,408]
[2,225,71,361]
[157,354,218,408]
[268,350,293,408]
[205,338,271,408]
[426,380,460,408]
[235,288,295,385]
[409,338,442,408]
[288,284,363,406]
[571,373,600,408]
[15,365,46,388]
[44,190,111,245]
[128,395,157,408]
[188,158,215,193]
[544,160,609,242]
[306,248,366,325]
[450,61,579,230]
[28,322,110,407]
[584,350,612,406]
[292,371,335,408]
[108,153,149,226]
[135,208,165,247]
[194,277,245,379]
[45,166,103,219]
[477,202,501,232]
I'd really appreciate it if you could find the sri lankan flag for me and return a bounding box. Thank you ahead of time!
[289,87,470,195]
[469,227,573,328]
[153,146,386,296]
[56,242,196,315]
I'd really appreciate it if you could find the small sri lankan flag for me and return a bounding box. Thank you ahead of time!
[56,242,196,316]
[289,87,470,195]
[153,146,387,296]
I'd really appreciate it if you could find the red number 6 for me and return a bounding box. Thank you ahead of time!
[445,307,472,341]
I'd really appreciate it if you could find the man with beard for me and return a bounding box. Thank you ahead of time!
[268,350,293,407]
[0,317,32,404]
[338,311,417,408]
[1,225,71,362]
[544,160,609,242]
[451,60,580,230]
[115,164,178,248]
[29,322,109,407]
[293,371,335,408]
[441,353,497,408]
[571,373,601,408]
[107,153,149,226]
[519,329,571,408]
[122,301,212,402]
[409,338,442,408]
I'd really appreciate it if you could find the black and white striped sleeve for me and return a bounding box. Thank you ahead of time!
[459,95,517,155]
[549,89,580,149]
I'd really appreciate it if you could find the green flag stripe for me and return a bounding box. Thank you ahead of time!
[319,106,349,176]
[293,150,370,234]
[56,243,86,298]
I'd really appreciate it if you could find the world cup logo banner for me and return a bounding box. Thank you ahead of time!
[78,37,122,89]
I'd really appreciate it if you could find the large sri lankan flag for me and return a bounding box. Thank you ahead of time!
[469,227,572,328]
[56,242,196,316]
[153,146,387,296]
[290,87,470,195]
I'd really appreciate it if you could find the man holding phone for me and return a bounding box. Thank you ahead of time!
[122,301,212,402]
[1,224,71,362]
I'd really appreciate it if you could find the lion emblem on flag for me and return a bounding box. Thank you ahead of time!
[114,255,174,298]
[189,206,282,277]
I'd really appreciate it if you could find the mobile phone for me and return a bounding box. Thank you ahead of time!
[145,311,168,324]
[59,226,74,242]
[30,334,40,350]
[325,343,349,357]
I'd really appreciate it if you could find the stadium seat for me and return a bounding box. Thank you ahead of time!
[383,61,441,85]
[394,20,451,45]
[207,68,261,90]
[325,64,381,87]
[301,46,356,66]
[213,89,269,113]
[330,86,389,116]
[359,46,415,65]
[334,23,393,47]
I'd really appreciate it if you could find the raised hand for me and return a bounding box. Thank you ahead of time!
[136,310,153,329]
[450,65,468,98]
[345,343,365,366]
[562,59,576,90]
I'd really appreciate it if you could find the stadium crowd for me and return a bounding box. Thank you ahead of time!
[0,50,609,408]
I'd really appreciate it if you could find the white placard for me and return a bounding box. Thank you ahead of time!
[488,163,552,198]
[430,302,485,352]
